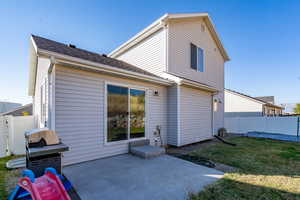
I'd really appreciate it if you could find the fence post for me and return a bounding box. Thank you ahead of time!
[297,117,299,138]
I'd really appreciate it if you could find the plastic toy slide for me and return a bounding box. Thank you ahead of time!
[9,168,72,200]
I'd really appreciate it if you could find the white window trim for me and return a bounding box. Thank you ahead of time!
[196,47,205,72]
[104,81,149,146]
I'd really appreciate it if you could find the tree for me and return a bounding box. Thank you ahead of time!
[294,103,300,114]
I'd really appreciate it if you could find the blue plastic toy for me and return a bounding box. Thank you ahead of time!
[8,168,72,200]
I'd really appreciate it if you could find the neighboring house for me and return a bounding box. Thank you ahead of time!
[255,96,275,104]
[225,89,284,117]
[0,103,34,157]
[0,102,22,114]
[28,13,229,165]
[0,103,32,116]
[280,103,296,115]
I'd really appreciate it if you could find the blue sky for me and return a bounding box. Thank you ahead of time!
[0,0,299,105]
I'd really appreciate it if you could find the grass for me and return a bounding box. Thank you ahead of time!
[0,156,20,199]
[189,137,300,200]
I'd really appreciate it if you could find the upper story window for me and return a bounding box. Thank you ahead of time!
[190,43,204,72]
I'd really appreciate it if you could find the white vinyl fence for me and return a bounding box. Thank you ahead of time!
[0,116,9,157]
[0,115,34,157]
[225,116,300,136]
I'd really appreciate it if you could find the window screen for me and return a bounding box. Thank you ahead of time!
[197,48,204,72]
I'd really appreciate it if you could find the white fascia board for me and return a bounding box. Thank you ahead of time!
[180,79,219,93]
[160,72,182,83]
[181,79,219,92]
[109,13,230,62]
[168,13,229,61]
[38,49,174,86]
[161,72,218,93]
[109,14,168,58]
[28,38,39,96]
[203,16,230,61]
[167,12,209,19]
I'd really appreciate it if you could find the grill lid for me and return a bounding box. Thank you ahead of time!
[25,128,60,147]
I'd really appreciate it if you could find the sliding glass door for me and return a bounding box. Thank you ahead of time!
[107,84,145,143]
[107,85,129,142]
[130,89,145,139]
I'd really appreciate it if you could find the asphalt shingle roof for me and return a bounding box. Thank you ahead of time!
[32,35,160,77]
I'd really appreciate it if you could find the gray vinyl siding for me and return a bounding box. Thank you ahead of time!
[115,28,167,76]
[167,85,178,146]
[180,86,213,146]
[54,65,167,165]
[167,18,225,90]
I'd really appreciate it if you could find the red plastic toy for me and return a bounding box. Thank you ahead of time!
[18,170,71,200]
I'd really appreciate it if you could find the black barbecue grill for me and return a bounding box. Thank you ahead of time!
[25,128,69,177]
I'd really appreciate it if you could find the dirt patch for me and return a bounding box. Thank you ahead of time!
[5,168,23,194]
[167,133,240,156]
[214,162,237,173]
[167,139,219,155]
[167,134,239,173]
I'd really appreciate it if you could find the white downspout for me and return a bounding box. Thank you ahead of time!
[211,92,219,136]
[47,56,55,129]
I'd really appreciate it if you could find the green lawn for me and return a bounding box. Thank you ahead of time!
[0,156,13,199]
[189,137,300,200]
[0,156,20,199]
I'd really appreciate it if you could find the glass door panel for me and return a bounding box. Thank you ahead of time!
[130,89,145,139]
[107,85,128,142]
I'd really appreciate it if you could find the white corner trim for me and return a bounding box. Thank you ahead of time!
[165,24,169,73]
[30,36,38,54]
[177,84,181,147]
[28,44,38,96]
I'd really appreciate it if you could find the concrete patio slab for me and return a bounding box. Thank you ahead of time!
[63,154,223,200]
